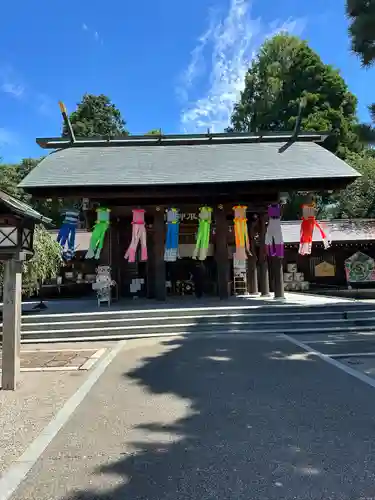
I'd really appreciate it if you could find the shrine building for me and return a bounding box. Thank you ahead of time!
[19,131,360,301]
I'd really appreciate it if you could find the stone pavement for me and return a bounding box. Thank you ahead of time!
[4,334,375,500]
[0,341,114,478]
[0,347,105,372]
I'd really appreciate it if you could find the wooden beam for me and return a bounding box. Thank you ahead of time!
[35,130,328,150]
[214,206,229,299]
[153,208,166,301]
[58,101,76,143]
[247,219,258,295]
[24,176,355,199]
[258,213,270,297]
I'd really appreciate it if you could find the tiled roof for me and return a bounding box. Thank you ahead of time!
[282,219,375,244]
[20,140,359,188]
[0,190,51,224]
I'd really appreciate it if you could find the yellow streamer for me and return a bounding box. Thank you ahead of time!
[233,205,251,259]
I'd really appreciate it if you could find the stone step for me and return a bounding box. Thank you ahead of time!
[17,303,375,324]
[10,316,375,340]
[2,301,375,344]
[12,313,375,334]
[16,323,375,343]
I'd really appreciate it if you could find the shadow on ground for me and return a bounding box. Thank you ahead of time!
[59,307,375,500]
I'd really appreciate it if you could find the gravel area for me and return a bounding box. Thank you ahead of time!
[0,341,116,476]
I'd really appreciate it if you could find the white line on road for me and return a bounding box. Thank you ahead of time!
[283,334,375,390]
[306,337,375,344]
[0,340,126,500]
[327,352,375,358]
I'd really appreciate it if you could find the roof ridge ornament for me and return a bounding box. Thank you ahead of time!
[58,101,76,144]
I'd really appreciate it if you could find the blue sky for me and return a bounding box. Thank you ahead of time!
[0,0,374,163]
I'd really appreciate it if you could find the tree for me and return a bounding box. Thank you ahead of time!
[281,193,334,221]
[0,225,63,298]
[62,94,128,138]
[146,129,162,135]
[22,225,63,297]
[0,158,62,225]
[0,157,43,201]
[229,34,362,158]
[346,0,375,67]
[334,150,375,218]
[346,1,375,142]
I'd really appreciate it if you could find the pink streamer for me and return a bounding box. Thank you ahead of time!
[125,209,148,262]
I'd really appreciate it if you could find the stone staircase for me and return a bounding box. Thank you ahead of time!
[2,300,375,343]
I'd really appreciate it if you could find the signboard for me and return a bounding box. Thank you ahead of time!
[180,212,198,222]
[178,212,216,223]
[345,252,375,283]
[314,261,335,278]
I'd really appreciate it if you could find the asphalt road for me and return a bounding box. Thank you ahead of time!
[7,333,375,500]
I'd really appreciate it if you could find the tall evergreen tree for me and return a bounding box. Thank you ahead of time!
[346,0,375,143]
[346,0,375,66]
[62,94,128,138]
[229,34,362,158]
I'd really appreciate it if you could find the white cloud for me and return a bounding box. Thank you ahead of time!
[0,66,25,99]
[0,64,55,121]
[81,22,103,44]
[1,82,24,98]
[179,0,306,132]
[176,19,215,102]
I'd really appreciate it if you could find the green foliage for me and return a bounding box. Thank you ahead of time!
[22,225,63,296]
[229,34,363,158]
[333,150,375,218]
[0,158,40,200]
[278,152,375,221]
[0,225,62,298]
[346,1,375,143]
[281,192,336,221]
[63,94,128,138]
[0,158,63,224]
[0,160,64,296]
[354,122,375,145]
[146,129,162,135]
[346,0,375,67]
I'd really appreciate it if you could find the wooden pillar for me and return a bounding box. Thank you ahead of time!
[271,257,285,299]
[214,207,229,299]
[258,213,270,297]
[153,208,166,301]
[247,219,258,295]
[2,257,22,390]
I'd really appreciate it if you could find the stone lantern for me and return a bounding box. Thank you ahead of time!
[0,190,51,390]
